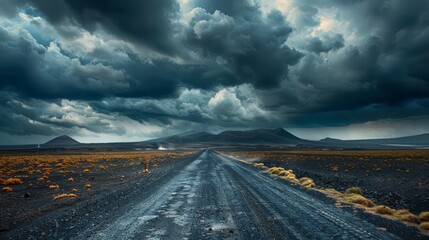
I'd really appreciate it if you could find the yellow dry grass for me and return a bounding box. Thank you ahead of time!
[420,222,429,230]
[53,193,77,200]
[2,187,13,192]
[343,194,375,207]
[399,213,420,224]
[3,178,23,185]
[67,177,75,182]
[85,184,91,190]
[49,185,59,190]
[420,212,429,222]
[345,187,363,195]
[299,177,316,188]
[369,205,396,215]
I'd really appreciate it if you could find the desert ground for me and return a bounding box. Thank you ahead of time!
[221,150,429,214]
[1,149,428,239]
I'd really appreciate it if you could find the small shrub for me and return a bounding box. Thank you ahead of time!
[83,169,90,173]
[49,185,59,190]
[2,187,13,192]
[420,222,429,230]
[299,177,316,188]
[269,167,285,175]
[324,188,344,198]
[345,194,375,207]
[37,177,44,182]
[370,206,396,215]
[395,209,410,215]
[67,178,74,182]
[399,214,420,224]
[278,170,293,176]
[85,184,91,190]
[419,212,429,222]
[3,178,23,185]
[345,187,363,195]
[72,187,78,193]
[99,165,106,170]
[284,174,299,182]
[53,193,77,200]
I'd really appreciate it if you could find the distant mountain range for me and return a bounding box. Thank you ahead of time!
[321,133,429,146]
[162,128,306,145]
[35,129,429,149]
[44,135,80,146]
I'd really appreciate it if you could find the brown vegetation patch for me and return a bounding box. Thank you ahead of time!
[420,222,429,230]
[2,187,13,192]
[370,206,396,215]
[53,193,77,200]
[3,178,23,185]
[420,212,429,222]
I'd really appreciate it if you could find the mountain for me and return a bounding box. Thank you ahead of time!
[320,133,429,146]
[163,127,303,144]
[44,135,80,146]
[146,130,200,142]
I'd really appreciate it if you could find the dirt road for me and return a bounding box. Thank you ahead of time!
[5,150,426,239]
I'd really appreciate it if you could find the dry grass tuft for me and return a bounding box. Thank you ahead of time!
[268,167,285,175]
[399,213,420,224]
[72,187,78,193]
[49,185,59,190]
[395,209,411,215]
[419,212,429,222]
[53,193,77,200]
[345,187,363,195]
[299,177,316,188]
[278,170,293,176]
[344,194,375,207]
[2,187,13,192]
[85,184,91,190]
[370,205,396,215]
[67,177,75,182]
[83,169,90,173]
[37,177,44,182]
[99,165,107,170]
[3,178,23,185]
[420,222,429,230]
[324,188,344,198]
[253,163,264,167]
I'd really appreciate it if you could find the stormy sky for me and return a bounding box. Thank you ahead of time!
[1,0,429,144]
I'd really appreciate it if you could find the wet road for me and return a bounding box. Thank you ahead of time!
[77,150,402,240]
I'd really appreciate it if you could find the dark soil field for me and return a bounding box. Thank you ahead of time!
[0,150,197,233]
[222,150,429,215]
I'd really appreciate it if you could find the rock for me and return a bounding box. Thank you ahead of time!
[0,226,9,232]
[23,192,31,198]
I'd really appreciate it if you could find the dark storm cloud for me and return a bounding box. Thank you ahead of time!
[24,0,181,55]
[0,92,126,136]
[186,1,302,88]
[0,0,429,143]
[259,0,429,124]
[303,33,344,53]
